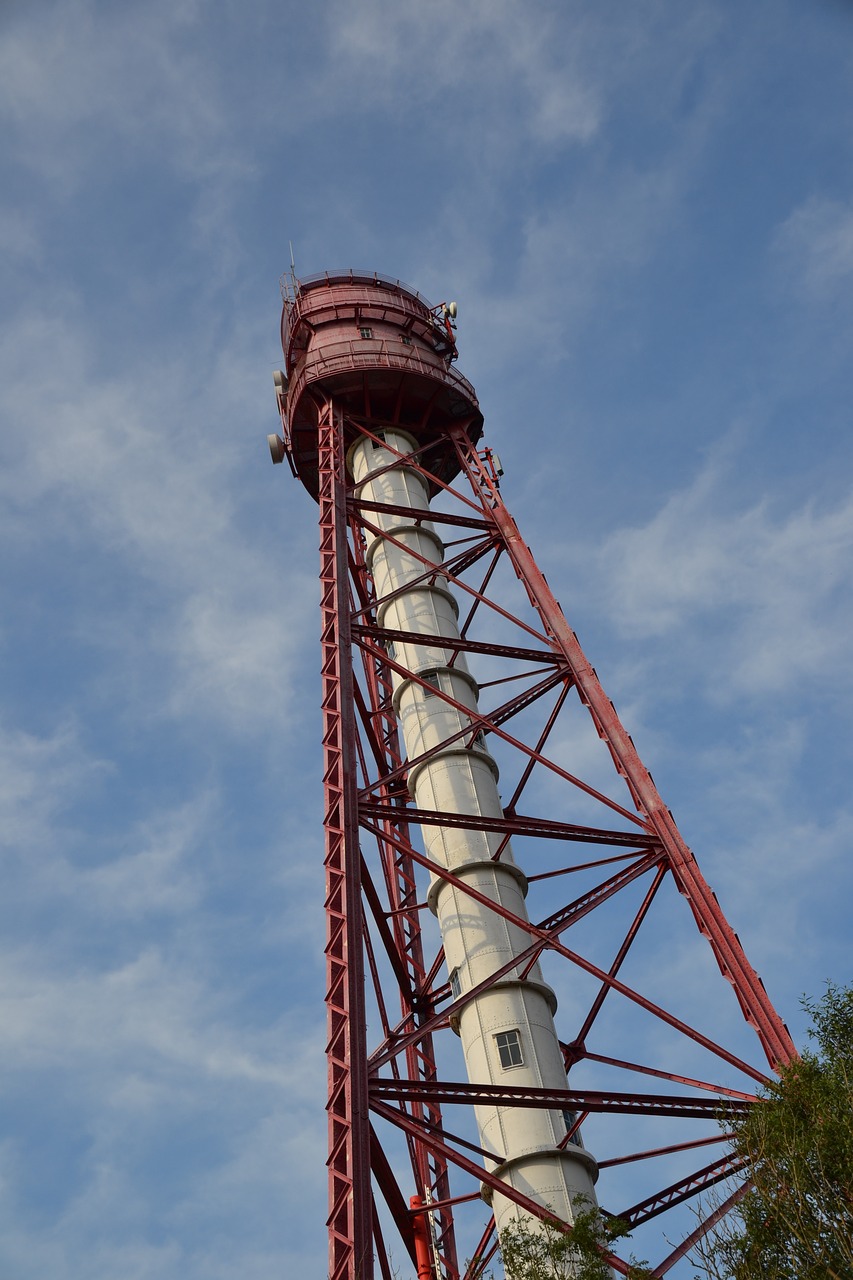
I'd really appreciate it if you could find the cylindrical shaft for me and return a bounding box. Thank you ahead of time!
[349,429,599,1241]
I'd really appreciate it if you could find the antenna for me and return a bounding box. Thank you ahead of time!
[289,241,297,287]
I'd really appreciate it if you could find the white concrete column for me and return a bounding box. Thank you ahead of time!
[349,430,599,1239]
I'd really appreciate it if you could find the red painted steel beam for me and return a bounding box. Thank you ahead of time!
[597,1131,729,1170]
[349,504,460,1278]
[655,1181,748,1274]
[353,516,499,624]
[351,498,494,533]
[357,651,646,826]
[461,1219,497,1280]
[370,1078,750,1120]
[352,502,551,647]
[366,830,768,1083]
[370,1100,636,1278]
[352,622,564,666]
[566,863,667,1057]
[361,856,417,1003]
[618,1152,748,1227]
[503,675,572,814]
[537,852,664,933]
[361,838,662,1071]
[576,1050,759,1101]
[318,402,373,1280]
[360,802,655,849]
[370,1125,419,1269]
[484,668,573,728]
[457,543,504,641]
[449,428,797,1071]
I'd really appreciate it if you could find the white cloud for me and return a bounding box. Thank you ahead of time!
[0,1018,326,1277]
[526,446,853,1013]
[773,195,853,298]
[0,714,207,917]
[0,2,849,1274]
[0,707,325,1273]
[0,937,326,1274]
[0,719,110,850]
[0,0,242,187]
[588,450,853,696]
[323,0,602,144]
[0,301,313,732]
[78,800,209,915]
[0,940,314,1090]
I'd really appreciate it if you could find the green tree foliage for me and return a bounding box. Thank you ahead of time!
[471,987,852,1280]
[494,1202,653,1280]
[696,983,853,1280]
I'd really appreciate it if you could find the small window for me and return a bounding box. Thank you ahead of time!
[449,968,462,1000]
[401,335,413,346]
[386,641,397,661]
[562,1110,582,1146]
[359,326,373,339]
[421,672,441,698]
[495,1029,524,1070]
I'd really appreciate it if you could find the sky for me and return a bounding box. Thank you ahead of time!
[1,0,852,1276]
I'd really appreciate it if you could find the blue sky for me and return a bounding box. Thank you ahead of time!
[1,1,852,1275]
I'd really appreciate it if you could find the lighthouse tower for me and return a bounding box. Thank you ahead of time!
[268,271,795,1280]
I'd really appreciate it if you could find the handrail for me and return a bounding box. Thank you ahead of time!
[281,268,434,310]
[314,338,474,391]
[286,339,478,422]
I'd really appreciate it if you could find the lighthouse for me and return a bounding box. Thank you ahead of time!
[268,270,794,1280]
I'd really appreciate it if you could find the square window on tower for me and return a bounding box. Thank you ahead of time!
[494,1029,524,1070]
[562,1110,582,1146]
[420,672,441,698]
[359,326,373,339]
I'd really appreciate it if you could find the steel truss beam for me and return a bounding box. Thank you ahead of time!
[318,402,373,1280]
[369,1078,752,1120]
[310,396,796,1279]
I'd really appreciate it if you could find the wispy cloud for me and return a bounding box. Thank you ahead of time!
[0,0,850,1273]
[0,0,242,186]
[586,448,853,697]
[0,718,102,840]
[773,195,853,299]
[0,300,314,733]
[0,943,326,1275]
[323,0,602,144]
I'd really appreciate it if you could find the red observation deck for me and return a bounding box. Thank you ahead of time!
[273,271,483,499]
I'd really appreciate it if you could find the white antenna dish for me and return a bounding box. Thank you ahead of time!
[448,301,458,319]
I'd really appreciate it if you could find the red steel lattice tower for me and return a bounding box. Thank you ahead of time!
[268,271,796,1280]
